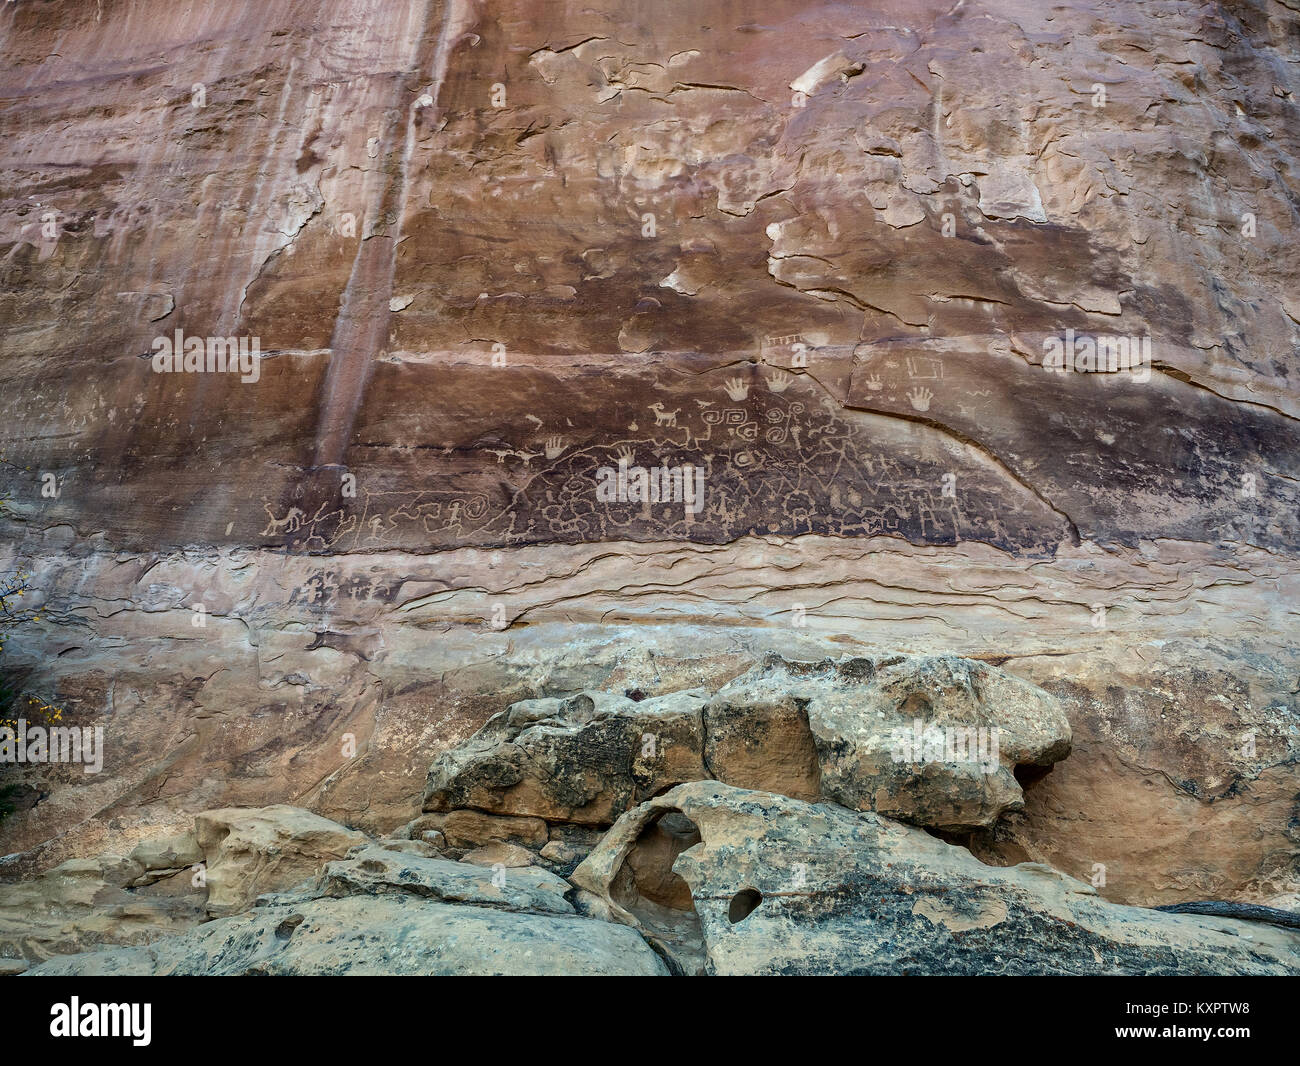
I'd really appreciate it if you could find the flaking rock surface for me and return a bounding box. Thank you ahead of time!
[2,0,1299,972]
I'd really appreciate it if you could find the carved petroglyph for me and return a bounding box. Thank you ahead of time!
[250,368,1065,554]
[907,387,933,412]
[854,347,947,411]
[649,402,679,427]
[721,377,751,401]
[261,505,305,536]
[485,446,544,467]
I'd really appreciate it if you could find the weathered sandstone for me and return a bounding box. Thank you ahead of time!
[572,781,1300,975]
[1,0,1298,975]
[194,804,368,915]
[423,653,1071,832]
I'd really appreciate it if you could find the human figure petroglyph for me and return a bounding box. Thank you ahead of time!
[341,490,496,551]
[295,506,358,552]
[762,332,804,349]
[250,367,1036,553]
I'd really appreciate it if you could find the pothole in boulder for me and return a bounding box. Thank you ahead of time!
[728,887,762,923]
[898,692,934,718]
[611,809,706,974]
[274,913,304,940]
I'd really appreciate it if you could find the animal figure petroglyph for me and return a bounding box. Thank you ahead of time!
[649,402,679,426]
[485,447,543,467]
[261,505,305,536]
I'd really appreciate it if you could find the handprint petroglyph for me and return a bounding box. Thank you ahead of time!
[907,387,933,412]
[722,377,750,401]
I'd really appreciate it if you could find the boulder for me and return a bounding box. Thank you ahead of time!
[126,832,203,885]
[708,654,1070,830]
[367,838,441,859]
[194,805,367,915]
[572,781,1300,976]
[0,854,204,972]
[314,844,574,914]
[423,689,709,824]
[425,655,1070,833]
[441,810,549,849]
[460,842,537,868]
[23,896,671,977]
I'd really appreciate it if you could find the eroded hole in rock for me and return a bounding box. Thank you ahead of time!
[898,692,934,718]
[613,810,700,910]
[728,887,762,924]
[610,809,706,973]
[925,826,976,851]
[1014,762,1054,790]
[274,914,304,940]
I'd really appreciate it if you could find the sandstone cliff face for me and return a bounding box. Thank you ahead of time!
[1,0,1298,971]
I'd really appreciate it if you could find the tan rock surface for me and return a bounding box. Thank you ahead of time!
[0,0,1297,957]
[0,854,205,973]
[421,652,1071,832]
[194,805,367,915]
[441,810,549,849]
[572,782,1300,975]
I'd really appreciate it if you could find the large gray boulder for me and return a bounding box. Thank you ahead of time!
[25,837,669,977]
[423,689,709,824]
[23,895,671,976]
[709,654,1070,830]
[424,654,1070,833]
[572,781,1300,976]
[314,843,576,915]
